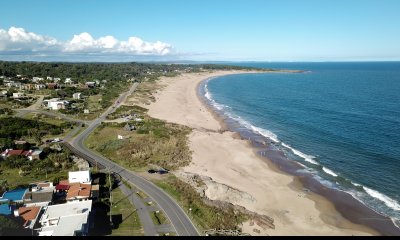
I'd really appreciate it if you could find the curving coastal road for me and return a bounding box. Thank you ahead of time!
[69,83,199,236]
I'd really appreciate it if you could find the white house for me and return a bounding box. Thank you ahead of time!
[46,76,53,81]
[65,78,73,84]
[68,170,91,184]
[35,84,46,90]
[6,81,22,88]
[32,77,44,82]
[37,200,92,236]
[53,78,61,82]
[85,82,96,88]
[73,92,82,100]
[45,98,69,110]
[13,92,25,99]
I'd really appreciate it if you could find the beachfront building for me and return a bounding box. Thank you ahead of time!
[37,200,92,236]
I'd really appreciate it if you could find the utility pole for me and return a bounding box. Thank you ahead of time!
[108,169,113,228]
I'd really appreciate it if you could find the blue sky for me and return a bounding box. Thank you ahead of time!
[0,0,399,61]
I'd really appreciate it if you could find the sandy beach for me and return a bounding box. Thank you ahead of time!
[146,70,378,236]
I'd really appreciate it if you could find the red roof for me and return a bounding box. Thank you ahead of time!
[1,149,33,157]
[56,184,70,191]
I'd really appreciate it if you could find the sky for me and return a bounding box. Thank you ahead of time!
[0,0,400,62]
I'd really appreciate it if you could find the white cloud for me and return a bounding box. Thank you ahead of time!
[0,27,60,52]
[0,27,174,56]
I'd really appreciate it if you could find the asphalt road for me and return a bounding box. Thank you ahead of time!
[69,83,199,236]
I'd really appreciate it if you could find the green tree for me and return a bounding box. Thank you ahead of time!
[28,129,45,145]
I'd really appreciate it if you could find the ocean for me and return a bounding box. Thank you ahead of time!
[200,62,400,232]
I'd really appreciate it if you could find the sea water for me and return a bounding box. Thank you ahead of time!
[203,62,400,227]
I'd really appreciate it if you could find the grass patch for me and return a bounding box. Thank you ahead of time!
[153,175,248,232]
[85,117,192,171]
[135,191,148,199]
[110,187,144,236]
[0,167,70,190]
[23,113,70,127]
[125,80,164,106]
[151,211,169,225]
[87,94,102,112]
[106,105,148,120]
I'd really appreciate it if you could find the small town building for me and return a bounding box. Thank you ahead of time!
[73,92,82,100]
[14,206,42,229]
[85,82,96,88]
[23,183,55,207]
[37,200,92,236]
[35,84,46,90]
[44,98,69,110]
[13,92,25,99]
[1,149,43,161]
[46,83,58,89]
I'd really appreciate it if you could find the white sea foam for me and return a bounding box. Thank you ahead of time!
[364,187,400,211]
[322,167,338,177]
[204,83,226,111]
[229,114,280,143]
[351,181,363,187]
[205,83,281,143]
[281,143,319,165]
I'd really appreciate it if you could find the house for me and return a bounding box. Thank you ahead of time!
[123,123,136,131]
[0,90,7,98]
[21,84,35,90]
[85,82,96,88]
[45,98,69,110]
[6,81,22,88]
[66,183,92,202]
[65,78,73,84]
[83,109,90,114]
[37,200,92,236]
[53,78,61,82]
[46,83,58,89]
[23,182,55,207]
[32,77,44,82]
[69,171,91,184]
[1,149,43,161]
[35,84,46,90]
[73,92,82,100]
[46,77,53,81]
[14,206,42,229]
[13,92,25,99]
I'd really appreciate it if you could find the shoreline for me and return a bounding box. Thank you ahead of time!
[145,70,396,235]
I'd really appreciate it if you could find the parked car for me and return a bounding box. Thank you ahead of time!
[148,169,157,174]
